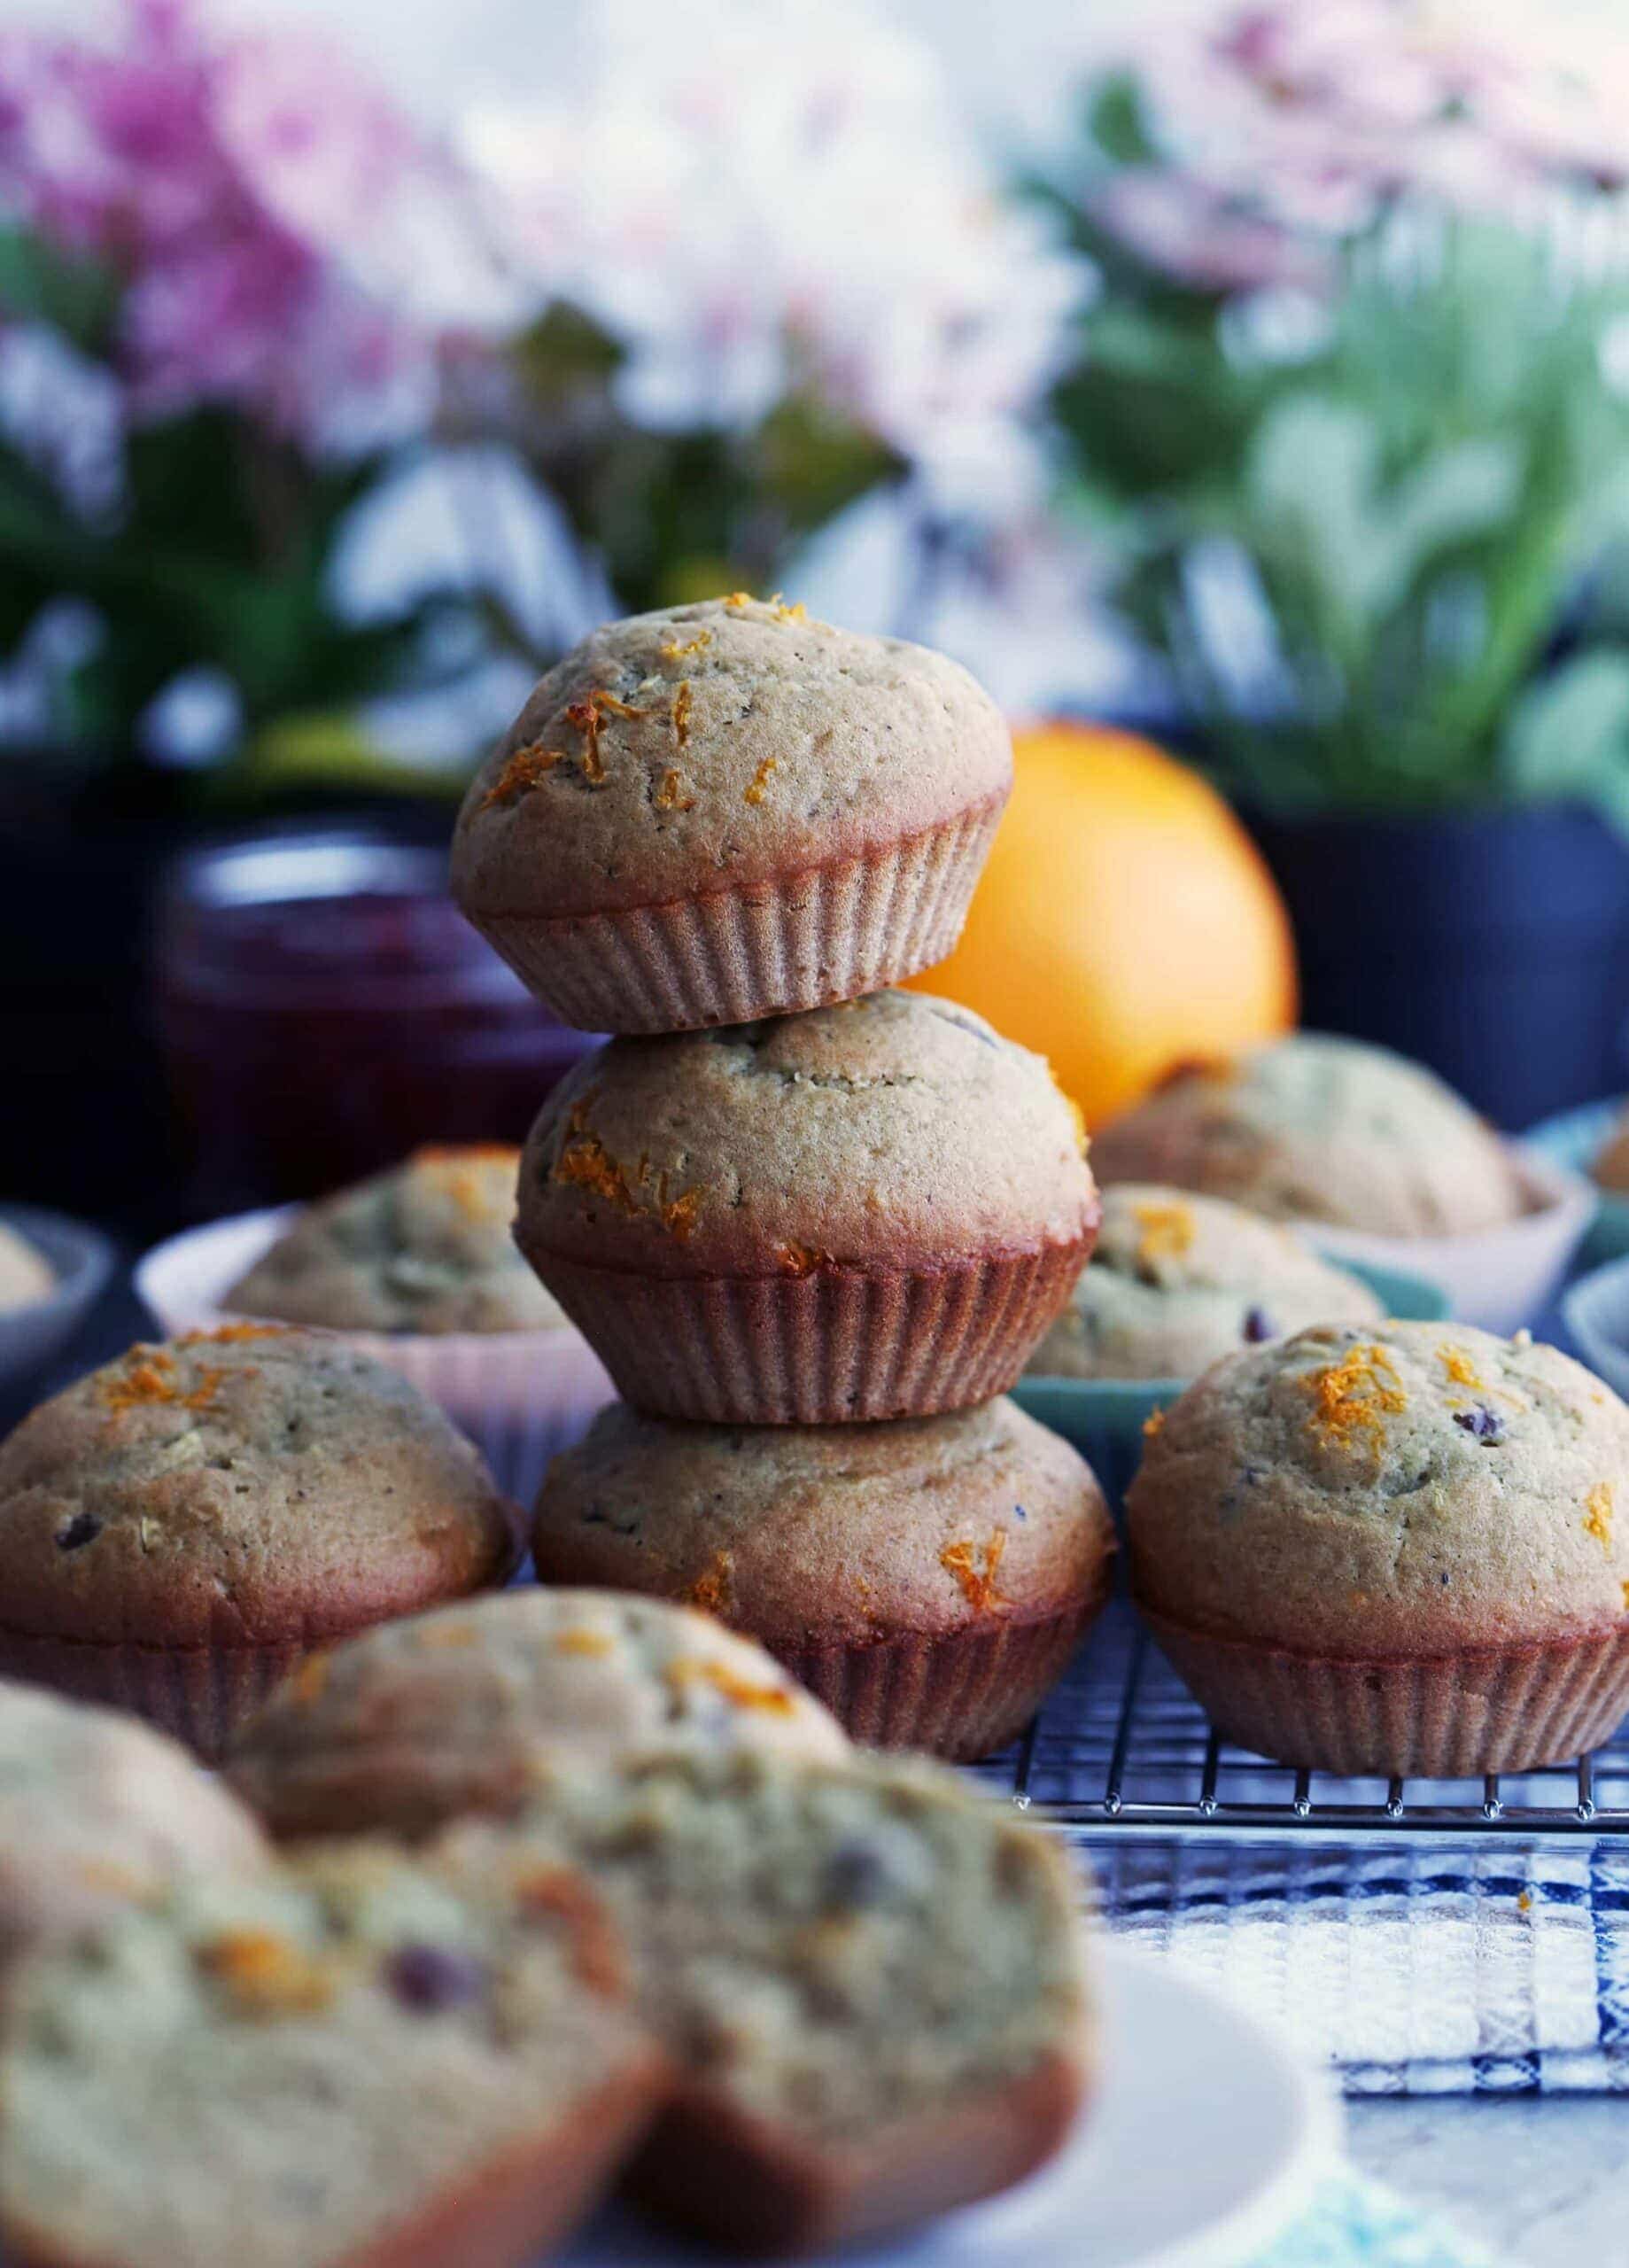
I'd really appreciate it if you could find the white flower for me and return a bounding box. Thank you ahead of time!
[458,0,1089,514]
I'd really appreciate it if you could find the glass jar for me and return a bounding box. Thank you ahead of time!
[154,826,595,1218]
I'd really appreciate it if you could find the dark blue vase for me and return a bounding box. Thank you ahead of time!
[1245,802,1629,1130]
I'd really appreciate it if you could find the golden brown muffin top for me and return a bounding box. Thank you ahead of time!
[451,596,1012,920]
[0,1330,518,1647]
[228,1147,564,1336]
[1090,1033,1523,1238]
[516,990,1097,1278]
[228,1588,847,1842]
[1129,1318,1629,1655]
[1028,1183,1383,1382]
[531,1396,1114,1650]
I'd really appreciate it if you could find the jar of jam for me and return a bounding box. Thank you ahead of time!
[154,825,595,1219]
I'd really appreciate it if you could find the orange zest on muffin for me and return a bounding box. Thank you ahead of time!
[939,1532,1008,1613]
[1131,1199,1194,1264]
[194,1929,334,2016]
[665,1658,799,1715]
[660,627,712,660]
[1306,1343,1407,1453]
[686,1553,734,1616]
[100,1349,229,1417]
[1586,1483,1616,1550]
[479,739,564,809]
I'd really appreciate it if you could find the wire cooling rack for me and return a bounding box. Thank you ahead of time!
[975,1598,1629,1844]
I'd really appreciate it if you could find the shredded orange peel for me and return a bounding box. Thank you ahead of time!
[1304,1342,1407,1454]
[941,1532,1008,1613]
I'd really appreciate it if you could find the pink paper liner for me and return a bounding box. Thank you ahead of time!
[528,1242,1090,1425]
[1140,1603,1629,1775]
[775,1581,1113,1761]
[462,799,1005,1034]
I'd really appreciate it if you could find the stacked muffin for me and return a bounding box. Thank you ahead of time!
[450,596,1115,1756]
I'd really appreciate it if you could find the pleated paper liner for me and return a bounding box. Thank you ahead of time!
[462,798,1005,1034]
[0,1627,307,1764]
[1139,1603,1629,1777]
[776,1574,1116,1761]
[529,1241,1089,1425]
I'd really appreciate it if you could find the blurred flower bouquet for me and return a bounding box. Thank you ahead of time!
[445,0,1085,646]
[0,0,1084,781]
[0,0,500,776]
[1046,1,1629,826]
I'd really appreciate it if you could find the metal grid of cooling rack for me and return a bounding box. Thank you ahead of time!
[974,1599,1629,1842]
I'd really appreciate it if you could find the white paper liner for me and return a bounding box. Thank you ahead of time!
[1302,1145,1593,1335]
[136,1209,615,1506]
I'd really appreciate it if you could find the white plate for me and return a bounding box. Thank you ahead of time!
[563,1940,1338,2268]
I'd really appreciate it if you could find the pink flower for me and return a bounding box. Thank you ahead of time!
[0,0,450,455]
[1095,172,1329,294]
[1084,0,1629,286]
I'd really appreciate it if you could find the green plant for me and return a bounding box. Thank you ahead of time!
[0,230,476,776]
[1045,47,1629,824]
[474,304,904,629]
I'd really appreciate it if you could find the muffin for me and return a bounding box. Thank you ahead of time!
[531,1397,1115,1759]
[228,1588,849,1841]
[225,1146,562,1334]
[1028,1183,1385,1381]
[1090,1033,1524,1237]
[0,1843,664,2268]
[516,990,1098,1424]
[1128,1318,1629,1775]
[440,1745,1093,2255]
[0,1328,521,1759]
[450,596,1012,1034]
[0,1222,52,1315]
[0,1682,267,1984]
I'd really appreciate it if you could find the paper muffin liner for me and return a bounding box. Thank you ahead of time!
[136,1211,617,1504]
[0,1627,307,1764]
[462,798,1006,1035]
[531,1241,1090,1425]
[773,1579,1113,1761]
[1139,1604,1629,1776]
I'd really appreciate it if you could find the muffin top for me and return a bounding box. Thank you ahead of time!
[1028,1184,1385,1381]
[516,990,1097,1278]
[227,1588,849,1841]
[450,596,1012,920]
[226,1147,565,1336]
[1090,1033,1523,1238]
[1128,1318,1629,1654]
[0,1223,53,1316]
[531,1397,1114,1650]
[0,1682,267,1971]
[0,1329,518,1648]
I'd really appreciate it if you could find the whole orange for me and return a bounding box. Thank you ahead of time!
[913,722,1297,1127]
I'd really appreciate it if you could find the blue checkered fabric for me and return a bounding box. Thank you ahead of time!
[1092,1839,1629,2093]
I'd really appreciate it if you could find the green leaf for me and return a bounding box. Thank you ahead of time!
[509,299,624,403]
[751,392,902,537]
[1501,650,1629,802]
[0,227,120,356]
[1084,74,1160,167]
